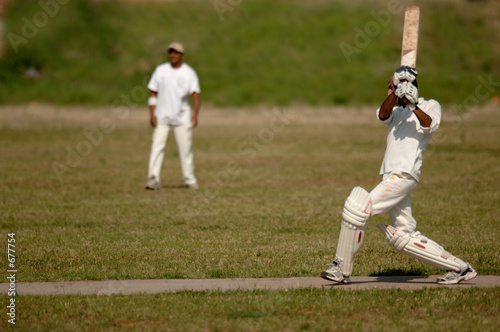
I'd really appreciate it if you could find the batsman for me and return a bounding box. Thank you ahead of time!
[322,66,478,285]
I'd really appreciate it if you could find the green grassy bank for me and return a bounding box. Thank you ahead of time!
[1,0,499,107]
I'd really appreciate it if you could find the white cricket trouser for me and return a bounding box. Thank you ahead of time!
[370,172,418,234]
[147,123,197,185]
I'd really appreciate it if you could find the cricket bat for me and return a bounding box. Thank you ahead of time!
[401,6,420,68]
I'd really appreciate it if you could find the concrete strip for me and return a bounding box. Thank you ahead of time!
[1,276,499,295]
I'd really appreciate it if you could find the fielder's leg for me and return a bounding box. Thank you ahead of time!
[173,123,198,188]
[322,187,372,283]
[146,124,170,190]
[376,224,477,284]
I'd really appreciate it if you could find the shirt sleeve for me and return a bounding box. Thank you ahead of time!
[189,70,201,94]
[147,68,159,92]
[418,99,441,134]
[377,106,394,125]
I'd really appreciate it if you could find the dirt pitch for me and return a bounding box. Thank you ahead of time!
[1,276,499,295]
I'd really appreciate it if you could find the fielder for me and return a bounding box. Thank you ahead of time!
[322,66,477,285]
[145,42,200,190]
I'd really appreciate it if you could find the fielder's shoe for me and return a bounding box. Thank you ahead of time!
[321,262,351,284]
[186,182,199,189]
[437,263,477,285]
[145,176,161,190]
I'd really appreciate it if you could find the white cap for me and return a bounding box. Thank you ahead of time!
[168,42,184,54]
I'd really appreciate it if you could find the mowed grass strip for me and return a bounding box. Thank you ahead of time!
[0,105,498,282]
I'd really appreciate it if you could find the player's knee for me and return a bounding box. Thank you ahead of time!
[342,186,372,228]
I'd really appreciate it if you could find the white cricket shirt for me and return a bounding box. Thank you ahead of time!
[376,97,441,182]
[148,62,200,125]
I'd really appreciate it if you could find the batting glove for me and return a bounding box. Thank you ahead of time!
[395,81,419,107]
[393,66,418,86]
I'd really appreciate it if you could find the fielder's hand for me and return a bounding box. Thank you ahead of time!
[191,115,198,128]
[395,81,419,109]
[392,66,418,86]
[150,114,158,127]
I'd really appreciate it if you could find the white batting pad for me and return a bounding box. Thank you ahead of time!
[376,224,463,272]
[334,187,372,277]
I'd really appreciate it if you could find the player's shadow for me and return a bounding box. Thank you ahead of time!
[161,184,191,189]
[144,184,192,190]
[370,268,430,284]
[369,268,427,277]
[323,268,431,287]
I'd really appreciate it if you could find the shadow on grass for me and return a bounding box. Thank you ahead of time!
[370,268,428,277]
[144,184,193,191]
[162,184,192,189]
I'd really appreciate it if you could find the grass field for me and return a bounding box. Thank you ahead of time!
[1,0,499,330]
[0,103,499,330]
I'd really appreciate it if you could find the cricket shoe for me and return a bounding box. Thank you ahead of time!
[321,262,351,284]
[145,176,161,190]
[437,263,477,285]
[185,182,199,189]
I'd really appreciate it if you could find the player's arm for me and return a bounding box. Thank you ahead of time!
[148,91,158,127]
[379,93,398,120]
[412,107,432,127]
[378,78,399,121]
[191,92,200,128]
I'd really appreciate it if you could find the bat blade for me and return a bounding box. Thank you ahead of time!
[401,6,420,68]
